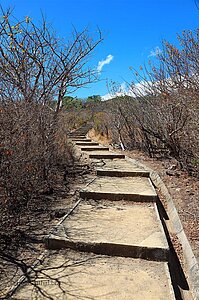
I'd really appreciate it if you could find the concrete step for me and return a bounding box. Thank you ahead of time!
[89,151,125,159]
[11,129,176,300]
[75,142,99,146]
[97,169,149,177]
[96,158,150,177]
[46,201,169,261]
[13,251,175,300]
[72,138,92,142]
[80,176,157,202]
[81,146,109,151]
[69,135,86,139]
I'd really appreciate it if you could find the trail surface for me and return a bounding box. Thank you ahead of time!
[12,129,181,300]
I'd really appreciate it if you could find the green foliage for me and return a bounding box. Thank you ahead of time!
[86,95,102,104]
[62,96,83,110]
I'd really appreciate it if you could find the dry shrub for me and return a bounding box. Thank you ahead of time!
[103,29,199,175]
[105,92,198,175]
[93,111,109,137]
[0,100,74,212]
[0,7,102,218]
[0,7,103,296]
[0,99,76,297]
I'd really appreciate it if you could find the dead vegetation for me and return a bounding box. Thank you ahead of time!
[93,29,199,176]
[0,6,198,298]
[0,7,102,298]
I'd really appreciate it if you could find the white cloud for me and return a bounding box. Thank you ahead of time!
[101,93,113,101]
[101,81,149,101]
[102,73,197,101]
[148,46,162,57]
[101,82,128,101]
[97,54,114,73]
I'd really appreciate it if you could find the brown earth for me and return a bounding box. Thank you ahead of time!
[124,149,199,263]
[0,161,95,298]
[89,130,199,263]
[1,130,198,298]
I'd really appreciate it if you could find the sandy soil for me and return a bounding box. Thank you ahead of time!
[125,149,199,263]
[89,130,199,263]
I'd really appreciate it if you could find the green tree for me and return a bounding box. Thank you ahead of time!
[62,96,83,110]
[86,95,102,103]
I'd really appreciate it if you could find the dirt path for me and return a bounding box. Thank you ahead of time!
[9,131,198,300]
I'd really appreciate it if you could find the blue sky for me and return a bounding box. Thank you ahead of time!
[1,0,199,98]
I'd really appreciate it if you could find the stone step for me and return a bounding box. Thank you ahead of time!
[80,176,157,202]
[97,169,149,177]
[96,158,150,177]
[46,201,169,261]
[75,142,99,146]
[69,135,86,139]
[10,127,176,300]
[72,138,92,142]
[89,151,125,159]
[13,251,175,300]
[81,146,109,151]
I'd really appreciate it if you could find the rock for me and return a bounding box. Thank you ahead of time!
[166,170,180,177]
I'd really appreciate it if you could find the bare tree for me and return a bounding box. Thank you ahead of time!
[0,7,103,298]
[101,29,198,174]
[0,7,103,111]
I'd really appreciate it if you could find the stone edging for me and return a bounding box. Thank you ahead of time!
[126,156,199,300]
